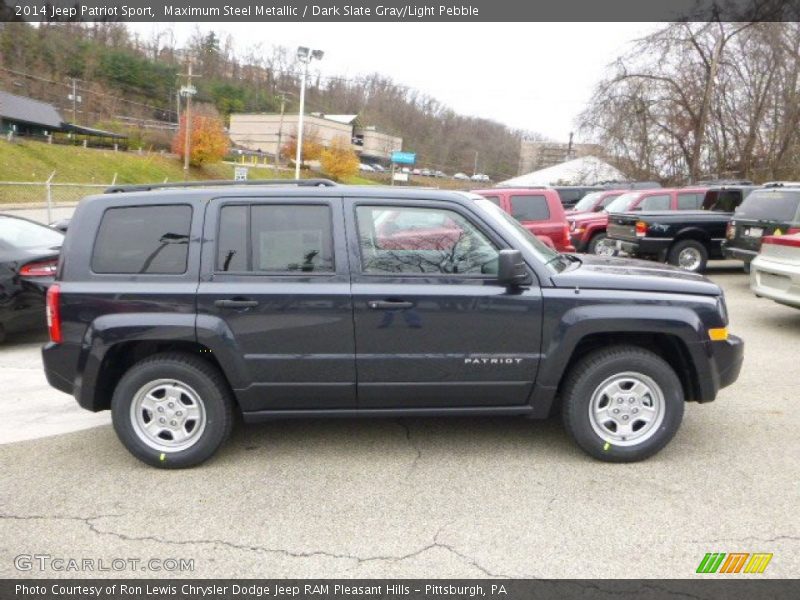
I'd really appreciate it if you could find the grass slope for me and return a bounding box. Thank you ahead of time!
[0,140,233,186]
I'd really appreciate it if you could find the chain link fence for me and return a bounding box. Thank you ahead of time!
[0,181,112,222]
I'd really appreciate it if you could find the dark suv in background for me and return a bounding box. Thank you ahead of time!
[723,185,800,271]
[42,180,743,468]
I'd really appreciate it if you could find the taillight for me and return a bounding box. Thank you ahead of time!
[46,284,62,344]
[635,221,648,237]
[726,221,735,240]
[20,259,58,277]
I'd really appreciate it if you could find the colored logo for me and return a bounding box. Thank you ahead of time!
[696,552,773,574]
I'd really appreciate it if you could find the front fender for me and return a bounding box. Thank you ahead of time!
[537,302,705,389]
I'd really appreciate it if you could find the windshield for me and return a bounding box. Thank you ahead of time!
[0,216,64,250]
[735,190,800,222]
[473,198,563,270]
[572,192,603,212]
[604,192,641,213]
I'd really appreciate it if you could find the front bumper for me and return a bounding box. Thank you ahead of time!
[693,334,744,402]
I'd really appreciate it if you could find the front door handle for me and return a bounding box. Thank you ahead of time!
[215,298,259,309]
[368,300,415,310]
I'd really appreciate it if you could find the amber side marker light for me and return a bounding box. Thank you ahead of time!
[709,327,728,341]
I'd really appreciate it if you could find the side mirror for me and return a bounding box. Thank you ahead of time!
[497,249,530,287]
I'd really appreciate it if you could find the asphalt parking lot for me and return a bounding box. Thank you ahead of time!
[0,262,798,579]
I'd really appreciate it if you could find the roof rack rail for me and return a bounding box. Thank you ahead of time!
[762,181,800,188]
[104,178,338,194]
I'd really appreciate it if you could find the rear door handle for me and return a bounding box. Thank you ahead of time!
[368,300,415,310]
[215,299,259,309]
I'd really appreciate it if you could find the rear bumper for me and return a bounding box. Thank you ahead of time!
[614,238,670,257]
[42,341,91,408]
[722,244,757,263]
[697,334,744,402]
[750,256,800,308]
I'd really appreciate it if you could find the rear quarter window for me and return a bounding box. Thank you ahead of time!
[92,205,192,274]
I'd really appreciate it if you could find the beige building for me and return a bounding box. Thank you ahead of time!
[518,139,603,176]
[229,112,402,162]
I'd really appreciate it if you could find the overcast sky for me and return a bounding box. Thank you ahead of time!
[128,22,658,142]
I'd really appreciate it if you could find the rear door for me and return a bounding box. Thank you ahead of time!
[197,196,356,412]
[346,198,543,409]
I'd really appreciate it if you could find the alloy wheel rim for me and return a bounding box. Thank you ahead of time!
[130,379,207,452]
[678,247,702,271]
[588,372,665,447]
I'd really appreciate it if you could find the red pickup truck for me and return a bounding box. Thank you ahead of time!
[472,188,574,252]
[567,187,709,254]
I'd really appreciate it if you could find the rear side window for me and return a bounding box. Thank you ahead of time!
[92,205,191,274]
[216,204,334,273]
[736,191,800,221]
[677,193,703,210]
[510,194,550,221]
[640,194,671,210]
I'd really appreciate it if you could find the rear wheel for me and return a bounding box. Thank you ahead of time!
[111,353,235,468]
[668,239,708,272]
[561,346,684,462]
[587,232,608,255]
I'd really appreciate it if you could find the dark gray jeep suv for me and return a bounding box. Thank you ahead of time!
[42,180,744,467]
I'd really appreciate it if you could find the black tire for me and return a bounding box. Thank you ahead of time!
[111,352,235,468]
[742,261,751,274]
[668,239,708,272]
[561,345,684,462]
[0,324,5,344]
[587,232,608,255]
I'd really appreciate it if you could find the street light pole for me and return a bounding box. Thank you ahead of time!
[294,47,324,180]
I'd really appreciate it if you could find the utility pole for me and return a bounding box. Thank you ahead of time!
[68,78,82,125]
[179,63,198,180]
[275,90,292,166]
[473,150,479,177]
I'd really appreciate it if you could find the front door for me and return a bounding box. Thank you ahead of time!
[347,199,543,409]
[197,197,356,412]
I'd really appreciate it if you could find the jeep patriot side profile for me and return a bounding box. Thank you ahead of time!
[42,181,744,468]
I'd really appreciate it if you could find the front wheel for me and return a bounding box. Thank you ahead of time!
[561,346,684,462]
[587,232,608,255]
[111,353,235,468]
[668,239,708,272]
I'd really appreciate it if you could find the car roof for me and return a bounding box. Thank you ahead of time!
[79,184,480,208]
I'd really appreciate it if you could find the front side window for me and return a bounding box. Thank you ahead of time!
[92,205,191,274]
[510,194,550,221]
[640,194,671,210]
[357,205,499,275]
[677,193,703,210]
[216,204,334,273]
